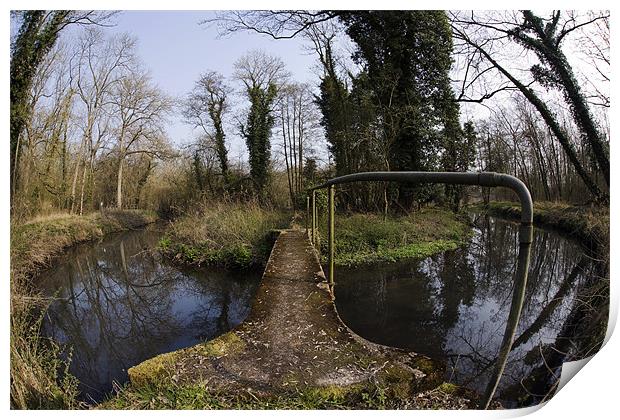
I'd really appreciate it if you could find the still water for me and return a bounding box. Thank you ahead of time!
[334,214,604,408]
[40,226,261,402]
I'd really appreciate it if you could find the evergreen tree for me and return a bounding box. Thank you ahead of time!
[339,11,460,206]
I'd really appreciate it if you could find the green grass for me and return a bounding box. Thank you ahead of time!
[101,381,392,410]
[317,207,472,266]
[10,209,157,409]
[102,375,470,410]
[159,200,291,268]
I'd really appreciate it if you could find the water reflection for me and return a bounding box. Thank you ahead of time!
[40,228,260,402]
[334,215,602,407]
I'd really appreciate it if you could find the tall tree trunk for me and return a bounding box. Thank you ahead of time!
[297,98,304,194]
[70,138,86,214]
[281,108,294,206]
[117,154,124,209]
[78,153,89,216]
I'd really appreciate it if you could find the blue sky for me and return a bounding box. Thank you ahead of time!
[106,11,321,159]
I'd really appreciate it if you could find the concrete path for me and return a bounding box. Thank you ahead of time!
[127,229,475,407]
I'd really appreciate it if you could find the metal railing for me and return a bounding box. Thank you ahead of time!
[306,171,533,409]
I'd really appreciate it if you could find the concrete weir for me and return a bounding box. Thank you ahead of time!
[127,229,471,407]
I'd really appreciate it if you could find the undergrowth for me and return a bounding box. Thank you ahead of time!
[316,207,472,266]
[159,200,290,268]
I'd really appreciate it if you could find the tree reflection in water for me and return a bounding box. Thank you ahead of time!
[335,215,606,408]
[40,229,260,403]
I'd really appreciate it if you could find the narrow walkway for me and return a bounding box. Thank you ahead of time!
[127,229,474,407]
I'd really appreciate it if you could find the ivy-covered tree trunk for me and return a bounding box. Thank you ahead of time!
[10,10,71,198]
[519,11,609,188]
[240,84,278,197]
[211,110,229,182]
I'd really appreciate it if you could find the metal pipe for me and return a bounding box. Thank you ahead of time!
[308,171,533,408]
[310,171,532,242]
[311,190,316,245]
[480,240,531,409]
[328,185,335,290]
[306,195,310,236]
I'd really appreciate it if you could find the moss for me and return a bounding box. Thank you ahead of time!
[410,356,445,390]
[297,384,362,405]
[127,332,245,389]
[108,358,465,410]
[437,382,458,394]
[198,332,245,357]
[127,352,178,388]
[379,364,414,400]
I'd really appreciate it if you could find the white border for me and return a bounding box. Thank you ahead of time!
[3,1,617,419]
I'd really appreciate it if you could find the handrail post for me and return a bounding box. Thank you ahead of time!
[311,190,316,245]
[305,195,310,236]
[328,184,335,290]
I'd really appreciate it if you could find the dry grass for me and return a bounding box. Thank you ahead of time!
[10,209,157,409]
[161,200,291,267]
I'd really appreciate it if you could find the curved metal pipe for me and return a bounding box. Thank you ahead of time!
[311,171,532,230]
[308,171,533,408]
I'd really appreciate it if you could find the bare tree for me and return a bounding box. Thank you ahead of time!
[204,10,339,40]
[234,49,289,93]
[112,71,173,208]
[15,42,74,214]
[573,11,609,109]
[450,10,609,203]
[277,82,320,206]
[10,11,117,201]
[69,29,135,214]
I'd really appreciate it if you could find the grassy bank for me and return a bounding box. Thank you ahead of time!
[158,201,291,268]
[101,378,476,410]
[473,201,609,253]
[318,207,472,266]
[10,209,157,409]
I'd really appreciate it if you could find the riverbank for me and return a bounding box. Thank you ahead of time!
[158,201,291,268]
[318,207,472,266]
[474,200,609,364]
[10,209,157,409]
[11,209,158,285]
[472,201,609,253]
[102,207,479,410]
